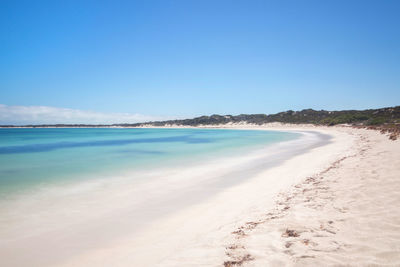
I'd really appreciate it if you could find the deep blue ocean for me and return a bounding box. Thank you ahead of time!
[0,128,299,197]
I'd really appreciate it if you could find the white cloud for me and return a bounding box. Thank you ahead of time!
[0,104,170,125]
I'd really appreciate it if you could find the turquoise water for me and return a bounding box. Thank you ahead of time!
[0,128,299,197]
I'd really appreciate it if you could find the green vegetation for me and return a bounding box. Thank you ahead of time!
[1,106,399,129]
[125,106,400,128]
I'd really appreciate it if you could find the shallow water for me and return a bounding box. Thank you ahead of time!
[0,128,333,267]
[0,128,299,198]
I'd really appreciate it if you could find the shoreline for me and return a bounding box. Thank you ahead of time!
[58,125,359,266]
[62,124,399,266]
[1,125,399,266]
[0,128,327,267]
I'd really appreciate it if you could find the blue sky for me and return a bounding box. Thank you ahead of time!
[1,0,399,124]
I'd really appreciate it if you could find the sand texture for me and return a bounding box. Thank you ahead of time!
[222,127,400,266]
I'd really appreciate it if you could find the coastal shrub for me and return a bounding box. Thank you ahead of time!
[319,113,370,125]
[367,117,387,125]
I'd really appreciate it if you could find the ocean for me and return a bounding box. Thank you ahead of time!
[0,128,299,198]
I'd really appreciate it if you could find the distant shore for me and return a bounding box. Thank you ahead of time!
[1,106,399,141]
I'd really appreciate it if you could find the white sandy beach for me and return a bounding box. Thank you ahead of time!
[59,124,400,266]
[1,124,399,267]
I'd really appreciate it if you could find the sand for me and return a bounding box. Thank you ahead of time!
[222,125,400,266]
[3,124,400,266]
[55,124,400,266]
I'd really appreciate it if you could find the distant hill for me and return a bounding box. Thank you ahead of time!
[123,106,400,127]
[1,106,400,131]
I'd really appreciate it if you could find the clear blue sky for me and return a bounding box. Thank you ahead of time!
[1,0,399,120]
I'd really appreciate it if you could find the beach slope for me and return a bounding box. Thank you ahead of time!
[55,124,400,266]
